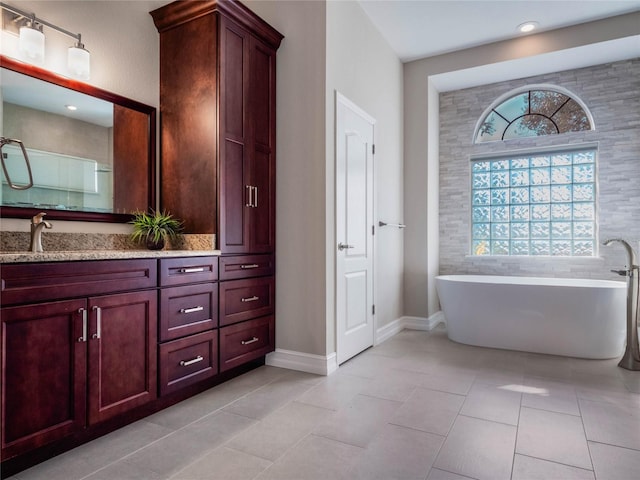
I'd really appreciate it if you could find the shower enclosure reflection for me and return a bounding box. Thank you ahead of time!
[0,55,155,222]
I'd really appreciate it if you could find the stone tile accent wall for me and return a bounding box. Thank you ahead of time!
[439,59,640,279]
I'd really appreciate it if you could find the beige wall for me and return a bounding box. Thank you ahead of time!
[249,0,404,356]
[403,12,640,319]
[245,0,329,356]
[325,0,404,351]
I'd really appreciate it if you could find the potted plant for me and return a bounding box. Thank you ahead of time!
[130,210,183,250]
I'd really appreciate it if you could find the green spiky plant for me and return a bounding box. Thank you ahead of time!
[130,210,183,249]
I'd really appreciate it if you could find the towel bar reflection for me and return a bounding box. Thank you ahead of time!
[378,221,406,229]
[0,137,34,190]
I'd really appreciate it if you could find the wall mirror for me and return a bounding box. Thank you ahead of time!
[0,55,155,222]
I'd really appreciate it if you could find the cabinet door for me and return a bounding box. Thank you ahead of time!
[87,291,157,425]
[159,11,218,234]
[1,299,87,459]
[249,36,277,253]
[219,16,251,253]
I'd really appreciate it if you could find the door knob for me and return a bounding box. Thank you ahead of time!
[338,242,355,251]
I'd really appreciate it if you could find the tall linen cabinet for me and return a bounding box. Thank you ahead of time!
[151,0,281,384]
[151,0,282,252]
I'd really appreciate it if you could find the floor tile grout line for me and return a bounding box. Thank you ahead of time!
[586,439,640,453]
[513,452,596,473]
[518,403,582,417]
[576,387,597,476]
[427,466,481,480]
[75,369,309,480]
[168,382,330,478]
[457,412,519,429]
[511,389,523,480]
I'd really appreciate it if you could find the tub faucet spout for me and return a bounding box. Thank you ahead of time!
[603,238,640,370]
[29,212,52,253]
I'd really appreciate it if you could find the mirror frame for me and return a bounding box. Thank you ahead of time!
[0,55,156,222]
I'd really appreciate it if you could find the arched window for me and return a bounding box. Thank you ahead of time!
[475,87,593,143]
[471,86,596,257]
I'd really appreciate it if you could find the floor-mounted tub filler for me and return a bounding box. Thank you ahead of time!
[603,238,640,371]
[436,274,626,360]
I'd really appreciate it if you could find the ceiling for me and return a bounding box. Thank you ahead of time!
[357,0,640,62]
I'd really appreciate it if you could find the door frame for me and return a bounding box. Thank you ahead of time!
[334,90,377,365]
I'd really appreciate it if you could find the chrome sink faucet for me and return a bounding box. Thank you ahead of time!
[603,238,640,371]
[29,212,53,253]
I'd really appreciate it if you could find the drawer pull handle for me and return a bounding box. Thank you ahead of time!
[78,308,87,342]
[240,264,259,269]
[180,306,204,314]
[179,267,205,273]
[241,337,259,345]
[92,306,101,339]
[179,355,204,367]
[241,296,259,303]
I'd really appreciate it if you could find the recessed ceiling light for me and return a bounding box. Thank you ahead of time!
[518,21,539,33]
[65,104,77,111]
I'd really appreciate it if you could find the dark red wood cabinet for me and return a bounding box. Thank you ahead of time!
[1,300,87,459]
[1,0,283,473]
[157,256,220,396]
[151,0,282,254]
[0,261,158,460]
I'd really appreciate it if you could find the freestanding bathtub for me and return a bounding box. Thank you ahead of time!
[435,275,627,359]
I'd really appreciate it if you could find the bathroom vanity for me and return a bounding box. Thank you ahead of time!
[0,0,282,474]
[0,251,275,473]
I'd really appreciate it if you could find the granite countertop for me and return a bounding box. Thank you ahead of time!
[0,249,222,264]
[0,232,220,263]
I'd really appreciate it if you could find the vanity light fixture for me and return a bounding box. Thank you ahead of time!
[68,35,90,80]
[1,1,91,80]
[18,17,44,63]
[517,21,539,33]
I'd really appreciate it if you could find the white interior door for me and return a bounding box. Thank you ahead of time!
[336,92,375,365]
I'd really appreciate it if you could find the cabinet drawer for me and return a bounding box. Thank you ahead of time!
[219,254,274,280]
[159,283,218,341]
[219,276,274,327]
[0,259,157,306]
[159,256,218,286]
[159,330,218,396]
[219,315,274,372]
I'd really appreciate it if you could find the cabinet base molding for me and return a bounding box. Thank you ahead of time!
[266,349,338,376]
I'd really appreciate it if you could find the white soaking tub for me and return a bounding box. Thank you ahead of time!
[435,275,626,359]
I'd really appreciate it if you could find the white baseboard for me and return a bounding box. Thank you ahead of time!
[375,311,445,344]
[266,349,338,376]
[267,312,446,375]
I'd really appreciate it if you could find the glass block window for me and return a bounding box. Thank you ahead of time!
[471,149,596,256]
[475,89,592,143]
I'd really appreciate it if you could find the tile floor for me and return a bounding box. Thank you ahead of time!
[8,325,640,480]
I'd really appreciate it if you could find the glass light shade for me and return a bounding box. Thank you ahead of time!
[19,24,45,64]
[68,44,90,80]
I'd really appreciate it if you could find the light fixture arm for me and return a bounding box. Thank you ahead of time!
[0,1,82,44]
